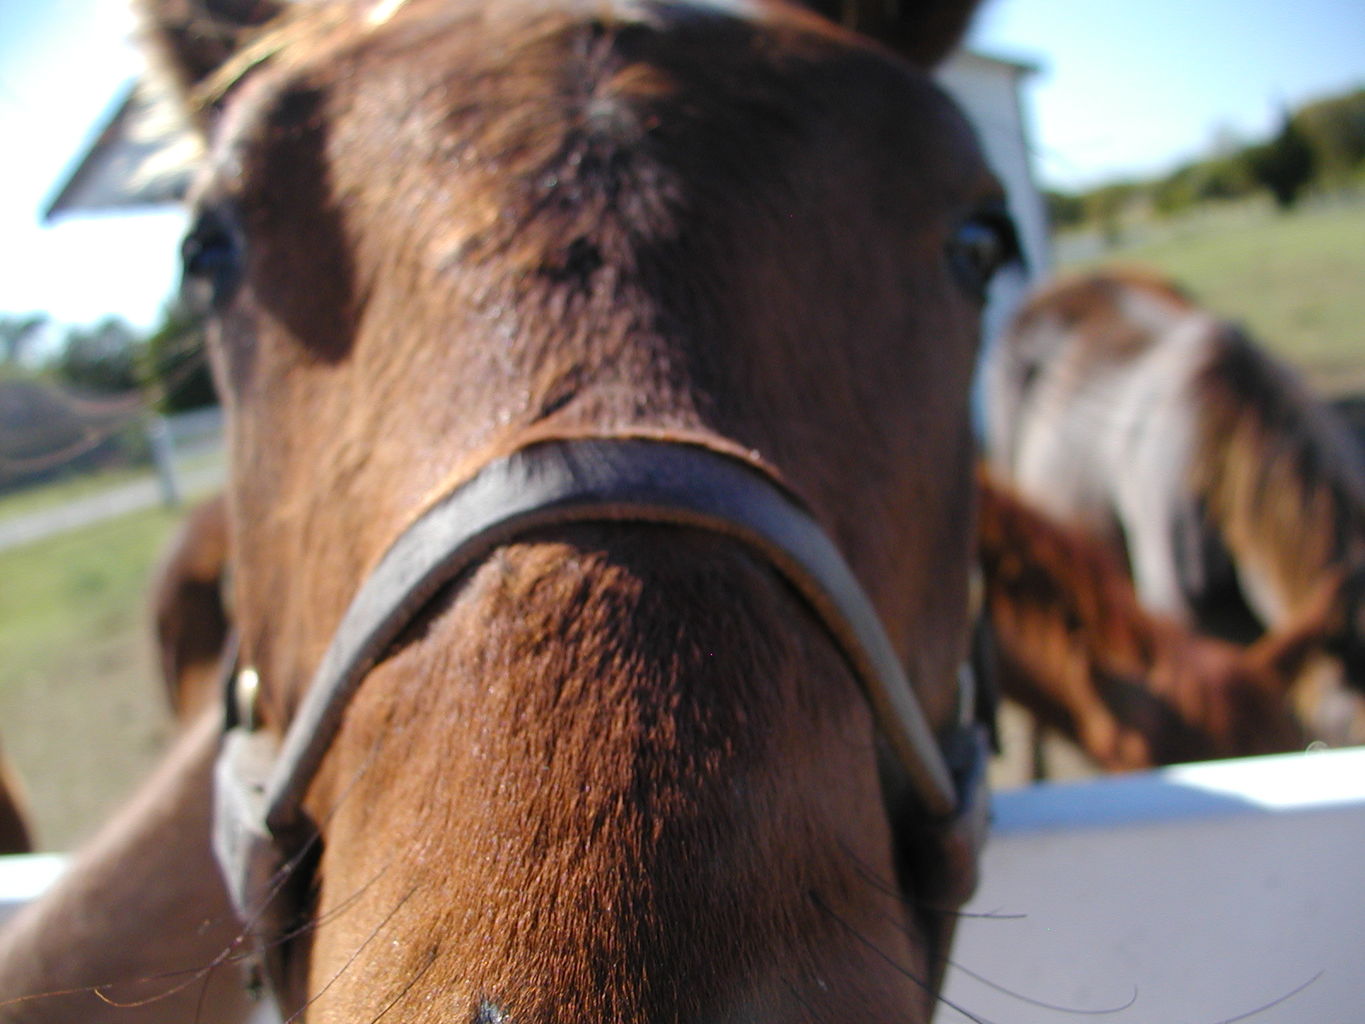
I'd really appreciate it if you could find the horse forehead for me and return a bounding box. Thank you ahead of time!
[367,0,768,22]
[244,0,930,140]
[208,0,989,221]
[212,0,980,308]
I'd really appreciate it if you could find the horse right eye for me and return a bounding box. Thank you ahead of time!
[946,204,1023,303]
[180,207,245,311]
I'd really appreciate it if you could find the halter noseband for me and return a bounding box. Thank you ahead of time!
[213,437,990,994]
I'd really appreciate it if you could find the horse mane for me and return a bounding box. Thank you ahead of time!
[140,0,986,126]
[137,0,285,117]
[1190,321,1365,612]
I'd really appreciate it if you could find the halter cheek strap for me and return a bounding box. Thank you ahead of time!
[213,437,991,994]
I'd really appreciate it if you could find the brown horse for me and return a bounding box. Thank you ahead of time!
[982,268,1365,737]
[977,469,1349,770]
[151,493,233,722]
[0,0,1006,1021]
[0,743,33,856]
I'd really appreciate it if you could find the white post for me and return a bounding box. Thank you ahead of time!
[146,414,181,508]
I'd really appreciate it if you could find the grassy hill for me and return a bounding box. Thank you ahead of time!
[1057,196,1365,395]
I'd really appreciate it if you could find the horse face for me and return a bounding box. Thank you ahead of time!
[148,0,1000,1019]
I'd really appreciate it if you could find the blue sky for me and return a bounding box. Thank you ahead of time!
[0,0,1361,332]
[972,0,1365,189]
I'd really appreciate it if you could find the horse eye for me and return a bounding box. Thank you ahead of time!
[947,207,1023,302]
[180,207,244,311]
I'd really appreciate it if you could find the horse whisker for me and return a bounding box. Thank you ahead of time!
[227,721,394,943]
[0,928,258,1016]
[854,893,1140,1019]
[365,942,439,1024]
[778,977,821,1024]
[808,890,996,1024]
[283,883,424,1024]
[835,837,1025,921]
[942,956,1138,1016]
[1209,971,1324,1024]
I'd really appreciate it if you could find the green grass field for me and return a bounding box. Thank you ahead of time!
[0,464,153,524]
[1058,196,1365,394]
[0,507,180,849]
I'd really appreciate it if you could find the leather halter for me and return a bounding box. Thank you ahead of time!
[213,436,990,992]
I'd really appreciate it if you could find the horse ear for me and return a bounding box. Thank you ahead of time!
[803,0,986,67]
[138,0,286,123]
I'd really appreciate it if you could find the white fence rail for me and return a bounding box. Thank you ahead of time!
[944,746,1365,1022]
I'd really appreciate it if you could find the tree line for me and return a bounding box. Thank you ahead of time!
[0,305,213,490]
[1047,85,1365,234]
[0,302,213,412]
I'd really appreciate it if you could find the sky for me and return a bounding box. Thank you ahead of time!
[970,0,1365,190]
[0,0,1361,333]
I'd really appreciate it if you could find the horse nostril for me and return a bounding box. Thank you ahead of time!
[473,998,507,1024]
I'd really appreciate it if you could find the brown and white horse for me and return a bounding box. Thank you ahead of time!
[977,469,1352,770]
[982,268,1365,740]
[0,1,1007,1021]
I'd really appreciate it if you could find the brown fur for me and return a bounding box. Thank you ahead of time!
[150,494,232,720]
[2,1,992,1021]
[800,0,983,64]
[979,469,1323,770]
[0,713,255,1024]
[0,744,32,856]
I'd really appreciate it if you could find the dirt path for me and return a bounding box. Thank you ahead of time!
[0,463,224,553]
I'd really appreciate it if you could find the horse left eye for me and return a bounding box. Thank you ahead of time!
[180,207,245,311]
[947,207,1022,301]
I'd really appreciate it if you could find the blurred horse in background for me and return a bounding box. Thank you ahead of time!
[982,268,1365,744]
[977,469,1351,770]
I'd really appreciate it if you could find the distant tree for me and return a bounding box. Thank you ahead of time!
[1248,111,1317,210]
[0,315,47,367]
[1044,189,1086,232]
[1083,181,1139,246]
[140,302,216,412]
[1066,84,1363,225]
[1152,153,1256,216]
[1294,88,1365,187]
[52,318,142,394]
